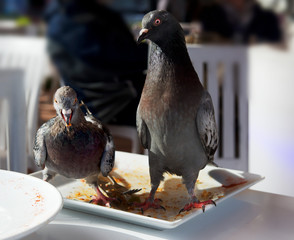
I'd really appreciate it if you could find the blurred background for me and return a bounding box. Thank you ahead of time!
[0,0,293,198]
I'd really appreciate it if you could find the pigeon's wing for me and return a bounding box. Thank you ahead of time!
[136,109,150,149]
[99,140,115,177]
[85,114,115,177]
[33,118,55,167]
[196,92,219,165]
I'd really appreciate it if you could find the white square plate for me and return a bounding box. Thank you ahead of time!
[32,151,263,230]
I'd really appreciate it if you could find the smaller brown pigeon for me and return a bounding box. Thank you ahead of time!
[33,86,115,206]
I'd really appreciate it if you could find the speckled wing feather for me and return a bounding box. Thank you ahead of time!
[33,117,56,167]
[196,92,219,165]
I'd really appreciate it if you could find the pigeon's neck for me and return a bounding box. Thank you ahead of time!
[147,42,198,84]
[150,38,190,64]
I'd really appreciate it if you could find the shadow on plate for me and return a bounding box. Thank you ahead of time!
[208,169,247,188]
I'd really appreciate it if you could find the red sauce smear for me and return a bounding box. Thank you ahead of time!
[222,180,247,188]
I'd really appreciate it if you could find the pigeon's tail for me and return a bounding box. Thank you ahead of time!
[80,100,93,116]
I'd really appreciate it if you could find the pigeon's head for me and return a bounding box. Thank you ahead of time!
[53,86,80,127]
[137,10,185,48]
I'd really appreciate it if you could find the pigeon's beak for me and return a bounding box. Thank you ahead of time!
[61,109,73,127]
[137,28,149,44]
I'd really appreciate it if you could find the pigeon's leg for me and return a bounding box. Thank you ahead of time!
[180,178,216,213]
[42,167,56,182]
[134,153,166,213]
[86,174,117,207]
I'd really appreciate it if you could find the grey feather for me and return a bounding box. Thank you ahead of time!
[196,91,219,164]
[136,110,150,149]
[82,101,115,176]
[33,117,56,167]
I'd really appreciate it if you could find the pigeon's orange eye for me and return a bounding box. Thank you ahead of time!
[54,99,58,103]
[154,19,161,26]
[73,98,77,104]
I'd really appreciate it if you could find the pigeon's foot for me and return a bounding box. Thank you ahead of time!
[89,195,117,207]
[179,199,216,213]
[134,198,166,214]
[89,187,119,207]
[42,168,56,182]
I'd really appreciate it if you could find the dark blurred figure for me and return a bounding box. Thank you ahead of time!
[0,0,46,19]
[198,0,282,44]
[157,0,188,22]
[44,0,148,126]
[28,0,47,20]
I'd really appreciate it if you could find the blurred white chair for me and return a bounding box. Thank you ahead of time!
[107,125,141,154]
[0,69,27,172]
[0,36,49,170]
[188,45,248,171]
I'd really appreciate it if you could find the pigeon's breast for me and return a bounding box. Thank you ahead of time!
[45,127,106,179]
[140,81,207,170]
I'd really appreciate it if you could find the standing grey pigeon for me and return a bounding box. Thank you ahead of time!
[33,86,115,206]
[136,10,218,212]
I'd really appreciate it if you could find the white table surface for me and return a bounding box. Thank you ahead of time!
[23,188,294,240]
[248,45,294,198]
